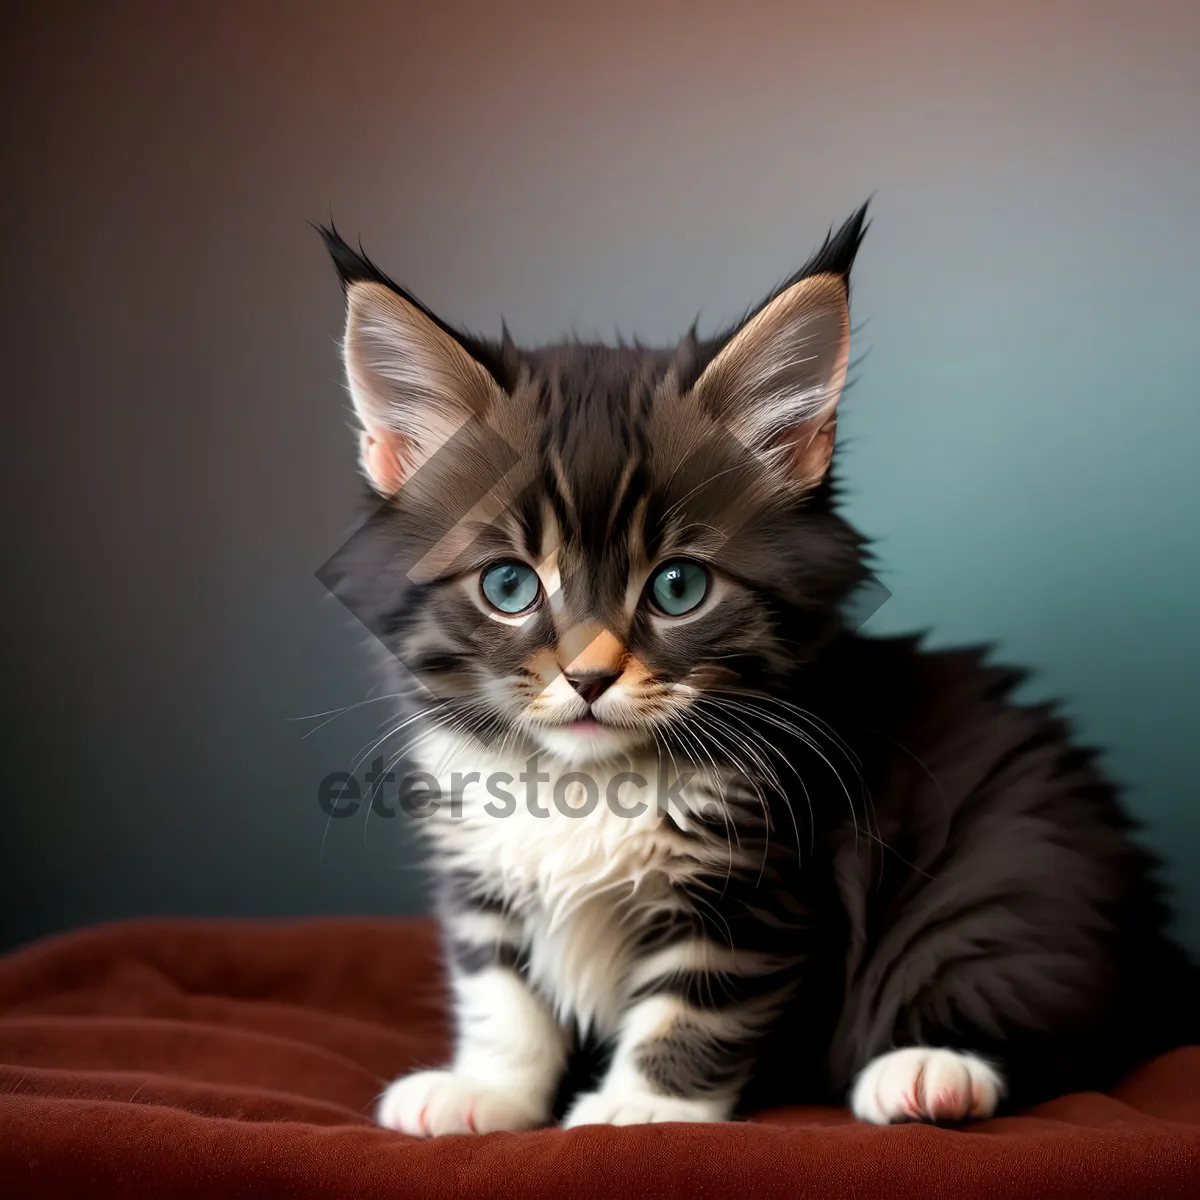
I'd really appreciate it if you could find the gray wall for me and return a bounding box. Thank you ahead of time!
[3,0,1198,951]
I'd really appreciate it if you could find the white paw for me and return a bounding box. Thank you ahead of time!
[562,1088,729,1128]
[376,1069,547,1137]
[850,1047,1003,1125]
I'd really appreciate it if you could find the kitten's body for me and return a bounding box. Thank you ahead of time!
[319,208,1195,1133]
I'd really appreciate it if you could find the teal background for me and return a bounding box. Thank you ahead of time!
[2,0,1197,951]
[844,210,1200,951]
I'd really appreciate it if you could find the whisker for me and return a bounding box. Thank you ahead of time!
[288,691,411,735]
[686,704,805,877]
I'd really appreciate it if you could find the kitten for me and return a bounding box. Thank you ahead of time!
[318,206,1195,1134]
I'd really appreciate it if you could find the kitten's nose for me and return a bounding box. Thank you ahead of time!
[564,670,620,705]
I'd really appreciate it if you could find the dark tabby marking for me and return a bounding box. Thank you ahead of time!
[636,1025,750,1098]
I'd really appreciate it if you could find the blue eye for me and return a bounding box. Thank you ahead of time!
[648,559,709,617]
[481,560,541,614]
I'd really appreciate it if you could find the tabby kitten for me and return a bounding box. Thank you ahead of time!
[319,207,1194,1134]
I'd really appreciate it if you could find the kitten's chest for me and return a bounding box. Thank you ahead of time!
[414,736,736,1032]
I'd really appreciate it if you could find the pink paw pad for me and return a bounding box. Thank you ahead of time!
[850,1048,1004,1126]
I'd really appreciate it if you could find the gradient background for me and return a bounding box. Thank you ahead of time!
[2,0,1197,953]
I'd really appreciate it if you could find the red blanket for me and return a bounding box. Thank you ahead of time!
[1,918,1197,1198]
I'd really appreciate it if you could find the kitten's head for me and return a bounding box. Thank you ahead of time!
[322,208,870,765]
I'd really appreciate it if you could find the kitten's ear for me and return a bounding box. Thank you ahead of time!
[691,207,866,486]
[692,272,850,486]
[321,229,503,494]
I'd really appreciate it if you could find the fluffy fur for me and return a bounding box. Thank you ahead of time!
[318,206,1195,1134]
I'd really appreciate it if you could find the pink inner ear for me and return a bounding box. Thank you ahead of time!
[773,412,838,485]
[363,428,410,494]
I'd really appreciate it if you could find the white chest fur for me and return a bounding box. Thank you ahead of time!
[412,731,741,1034]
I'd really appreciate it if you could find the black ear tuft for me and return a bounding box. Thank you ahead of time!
[684,202,871,387]
[786,200,871,289]
[315,222,417,297]
[313,221,516,390]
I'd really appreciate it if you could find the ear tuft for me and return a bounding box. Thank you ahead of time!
[787,201,870,287]
[316,222,387,293]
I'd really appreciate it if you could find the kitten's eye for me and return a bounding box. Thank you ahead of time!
[648,559,709,617]
[480,560,541,615]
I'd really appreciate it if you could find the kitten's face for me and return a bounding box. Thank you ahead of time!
[322,210,869,765]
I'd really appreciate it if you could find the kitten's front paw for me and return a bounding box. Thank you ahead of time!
[850,1047,1003,1125]
[376,1069,547,1136]
[562,1088,729,1128]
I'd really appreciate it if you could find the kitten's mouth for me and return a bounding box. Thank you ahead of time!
[565,716,605,732]
[531,713,610,733]
[529,713,647,763]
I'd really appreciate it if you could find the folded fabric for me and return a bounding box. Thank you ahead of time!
[1,917,1197,1198]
